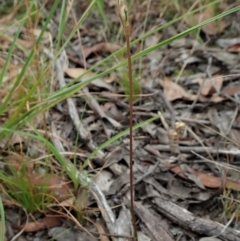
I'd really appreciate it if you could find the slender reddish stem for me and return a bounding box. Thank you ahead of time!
[125,25,138,241]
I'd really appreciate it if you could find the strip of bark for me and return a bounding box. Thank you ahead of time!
[153,196,240,241]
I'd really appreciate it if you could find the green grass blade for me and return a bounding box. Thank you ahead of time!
[42,4,240,104]
[56,0,67,51]
[56,0,97,58]
[96,0,107,23]
[0,197,5,241]
[2,2,239,142]
[1,0,62,131]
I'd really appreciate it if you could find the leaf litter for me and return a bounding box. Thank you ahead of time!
[1,1,240,241]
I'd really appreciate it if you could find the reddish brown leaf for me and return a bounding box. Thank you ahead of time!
[169,165,240,190]
[13,216,61,232]
[227,43,240,52]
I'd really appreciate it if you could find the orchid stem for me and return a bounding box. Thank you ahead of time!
[117,1,138,240]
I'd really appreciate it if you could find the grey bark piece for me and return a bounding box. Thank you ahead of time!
[48,227,77,241]
[153,196,240,241]
[133,201,174,241]
[48,227,98,241]
[90,181,132,241]
[115,205,132,241]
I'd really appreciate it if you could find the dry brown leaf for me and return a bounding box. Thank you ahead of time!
[4,154,34,174]
[83,42,120,58]
[160,77,196,101]
[64,67,86,78]
[180,164,206,189]
[0,36,11,50]
[13,216,61,232]
[222,85,240,96]
[95,222,110,241]
[27,174,74,201]
[0,2,23,24]
[227,43,240,52]
[199,93,225,103]
[21,28,51,43]
[103,72,117,84]
[17,39,34,49]
[185,7,229,35]
[102,102,126,122]
[0,13,15,24]
[108,0,118,7]
[197,75,223,96]
[64,67,112,90]
[201,8,229,35]
[55,197,74,207]
[229,129,240,144]
[169,165,240,191]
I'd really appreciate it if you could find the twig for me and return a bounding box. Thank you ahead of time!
[147,144,240,156]
[192,151,240,173]
[55,51,105,160]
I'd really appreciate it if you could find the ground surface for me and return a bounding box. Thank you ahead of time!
[2,1,240,241]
